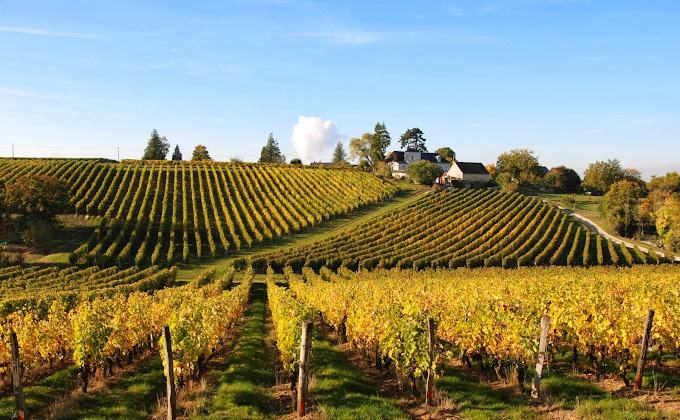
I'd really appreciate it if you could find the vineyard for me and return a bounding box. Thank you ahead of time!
[0,266,249,394]
[251,189,675,272]
[278,265,680,389]
[1,158,679,418]
[0,264,177,316]
[0,158,396,266]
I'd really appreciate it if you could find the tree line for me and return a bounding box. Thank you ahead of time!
[142,129,212,162]
[489,149,680,253]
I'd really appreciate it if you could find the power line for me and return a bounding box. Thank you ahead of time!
[7,143,115,150]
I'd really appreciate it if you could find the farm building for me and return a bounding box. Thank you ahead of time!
[446,161,491,184]
[385,148,451,178]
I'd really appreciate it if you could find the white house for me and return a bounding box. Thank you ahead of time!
[446,161,490,184]
[385,148,451,178]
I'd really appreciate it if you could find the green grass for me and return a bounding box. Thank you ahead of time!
[0,365,78,420]
[541,370,672,419]
[576,398,666,419]
[19,214,98,264]
[435,367,537,420]
[193,281,280,419]
[176,188,423,281]
[542,375,607,409]
[523,190,603,220]
[310,333,410,419]
[55,356,165,420]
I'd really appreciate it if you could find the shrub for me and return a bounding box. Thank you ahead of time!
[21,220,54,249]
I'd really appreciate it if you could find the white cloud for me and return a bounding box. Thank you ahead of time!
[0,26,95,38]
[290,116,344,163]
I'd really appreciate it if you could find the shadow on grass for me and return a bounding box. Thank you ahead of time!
[310,335,409,420]
[0,366,78,420]
[543,370,668,419]
[543,375,606,409]
[58,356,165,420]
[435,367,537,420]
[196,282,279,419]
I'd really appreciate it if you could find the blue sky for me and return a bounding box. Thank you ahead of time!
[1,0,678,179]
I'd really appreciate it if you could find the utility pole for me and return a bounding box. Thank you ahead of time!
[117,146,120,162]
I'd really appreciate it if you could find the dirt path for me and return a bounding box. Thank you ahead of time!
[557,206,680,262]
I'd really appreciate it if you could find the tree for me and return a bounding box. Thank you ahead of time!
[600,179,646,235]
[405,160,444,185]
[171,145,183,161]
[332,141,347,164]
[4,175,70,221]
[191,145,211,161]
[399,128,426,151]
[259,133,285,163]
[648,171,680,193]
[639,189,672,233]
[349,123,391,170]
[486,163,497,181]
[495,149,541,188]
[370,122,391,164]
[290,158,302,165]
[349,133,374,167]
[655,194,680,252]
[543,166,582,193]
[582,159,624,195]
[435,147,456,162]
[142,129,170,160]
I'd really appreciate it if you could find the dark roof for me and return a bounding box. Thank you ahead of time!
[421,153,445,164]
[386,150,450,165]
[538,166,549,175]
[454,162,489,175]
[405,147,420,152]
[385,151,405,163]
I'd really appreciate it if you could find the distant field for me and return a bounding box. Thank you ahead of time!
[523,190,603,225]
[0,264,176,316]
[251,189,674,272]
[0,159,397,266]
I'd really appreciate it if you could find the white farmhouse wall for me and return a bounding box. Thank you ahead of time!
[404,151,421,164]
[447,163,490,183]
[447,165,464,179]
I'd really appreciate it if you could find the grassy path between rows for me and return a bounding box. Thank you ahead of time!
[189,280,411,419]
[308,332,410,419]
[176,187,424,281]
[0,366,78,420]
[193,281,281,419]
[54,356,165,419]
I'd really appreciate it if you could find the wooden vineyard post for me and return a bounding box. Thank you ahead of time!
[297,321,314,417]
[635,309,655,390]
[162,326,177,420]
[9,328,27,420]
[532,315,550,399]
[426,318,436,405]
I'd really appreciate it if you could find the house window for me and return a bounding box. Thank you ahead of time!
[410,156,414,161]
